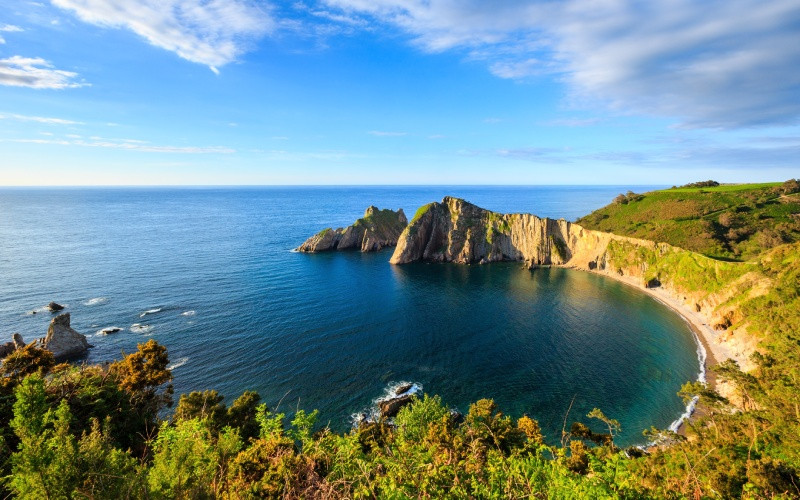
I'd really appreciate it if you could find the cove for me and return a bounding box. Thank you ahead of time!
[255,251,699,447]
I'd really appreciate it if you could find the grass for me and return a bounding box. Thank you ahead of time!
[665,182,782,193]
[577,181,800,260]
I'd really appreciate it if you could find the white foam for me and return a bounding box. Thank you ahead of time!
[181,310,196,317]
[84,297,108,306]
[130,323,154,335]
[350,381,423,427]
[140,308,162,318]
[663,316,708,435]
[96,326,123,336]
[168,357,189,370]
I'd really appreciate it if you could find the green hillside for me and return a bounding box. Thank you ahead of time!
[577,180,800,260]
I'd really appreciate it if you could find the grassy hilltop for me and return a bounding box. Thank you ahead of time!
[1,181,799,498]
[577,180,800,260]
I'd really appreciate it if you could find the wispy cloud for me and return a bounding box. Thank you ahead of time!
[7,136,235,153]
[544,118,601,127]
[322,0,800,129]
[52,0,275,72]
[368,130,407,136]
[0,56,88,89]
[0,112,83,125]
[0,24,24,44]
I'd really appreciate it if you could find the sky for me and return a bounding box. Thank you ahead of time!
[0,0,798,186]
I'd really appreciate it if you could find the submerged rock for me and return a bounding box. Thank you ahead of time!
[43,313,90,360]
[297,206,408,253]
[99,327,122,335]
[47,301,65,312]
[395,383,413,395]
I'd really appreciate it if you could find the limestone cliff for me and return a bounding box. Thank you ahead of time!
[391,197,759,370]
[297,206,408,253]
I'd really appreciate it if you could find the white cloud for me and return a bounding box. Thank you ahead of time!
[0,56,88,89]
[52,0,275,71]
[8,136,235,153]
[0,25,24,32]
[322,0,800,129]
[368,130,407,136]
[0,112,83,125]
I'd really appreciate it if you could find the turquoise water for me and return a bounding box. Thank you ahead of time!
[0,186,699,445]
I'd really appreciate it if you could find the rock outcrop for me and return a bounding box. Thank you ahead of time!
[297,206,408,252]
[42,313,90,360]
[0,333,27,360]
[47,301,65,312]
[379,394,414,418]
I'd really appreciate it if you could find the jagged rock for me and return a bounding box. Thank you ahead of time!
[395,383,413,395]
[379,394,413,418]
[0,333,27,360]
[43,313,90,360]
[297,206,408,253]
[47,301,65,312]
[99,327,122,335]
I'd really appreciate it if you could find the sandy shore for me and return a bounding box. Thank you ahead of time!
[577,267,746,371]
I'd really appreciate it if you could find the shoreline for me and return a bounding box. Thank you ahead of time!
[556,264,739,433]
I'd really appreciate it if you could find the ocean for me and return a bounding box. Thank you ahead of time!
[0,186,700,445]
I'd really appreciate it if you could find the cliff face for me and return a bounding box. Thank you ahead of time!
[297,206,408,253]
[390,196,613,267]
[391,197,760,369]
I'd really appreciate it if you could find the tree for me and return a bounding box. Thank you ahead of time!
[8,375,80,498]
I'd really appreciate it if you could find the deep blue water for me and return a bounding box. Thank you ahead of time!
[0,186,700,445]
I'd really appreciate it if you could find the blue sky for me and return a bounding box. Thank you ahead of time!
[1,0,798,185]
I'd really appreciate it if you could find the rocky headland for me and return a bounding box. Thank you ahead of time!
[297,206,408,252]
[390,197,760,387]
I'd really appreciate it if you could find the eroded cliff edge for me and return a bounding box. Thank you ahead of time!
[391,197,761,378]
[297,206,408,253]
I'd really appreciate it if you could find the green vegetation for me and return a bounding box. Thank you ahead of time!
[578,179,800,260]
[3,182,800,497]
[410,203,434,225]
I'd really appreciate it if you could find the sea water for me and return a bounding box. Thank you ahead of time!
[0,186,699,445]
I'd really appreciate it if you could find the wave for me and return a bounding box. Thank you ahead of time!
[181,310,196,317]
[95,326,123,336]
[350,381,423,427]
[130,323,153,335]
[84,297,108,306]
[168,357,189,370]
[140,308,162,318]
[664,316,708,435]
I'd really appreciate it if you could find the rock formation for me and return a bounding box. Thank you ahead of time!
[297,206,408,253]
[47,301,65,312]
[391,196,615,267]
[379,394,414,418]
[42,313,90,360]
[0,333,27,360]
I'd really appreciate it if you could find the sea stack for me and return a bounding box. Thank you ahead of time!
[43,313,90,360]
[297,206,408,252]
